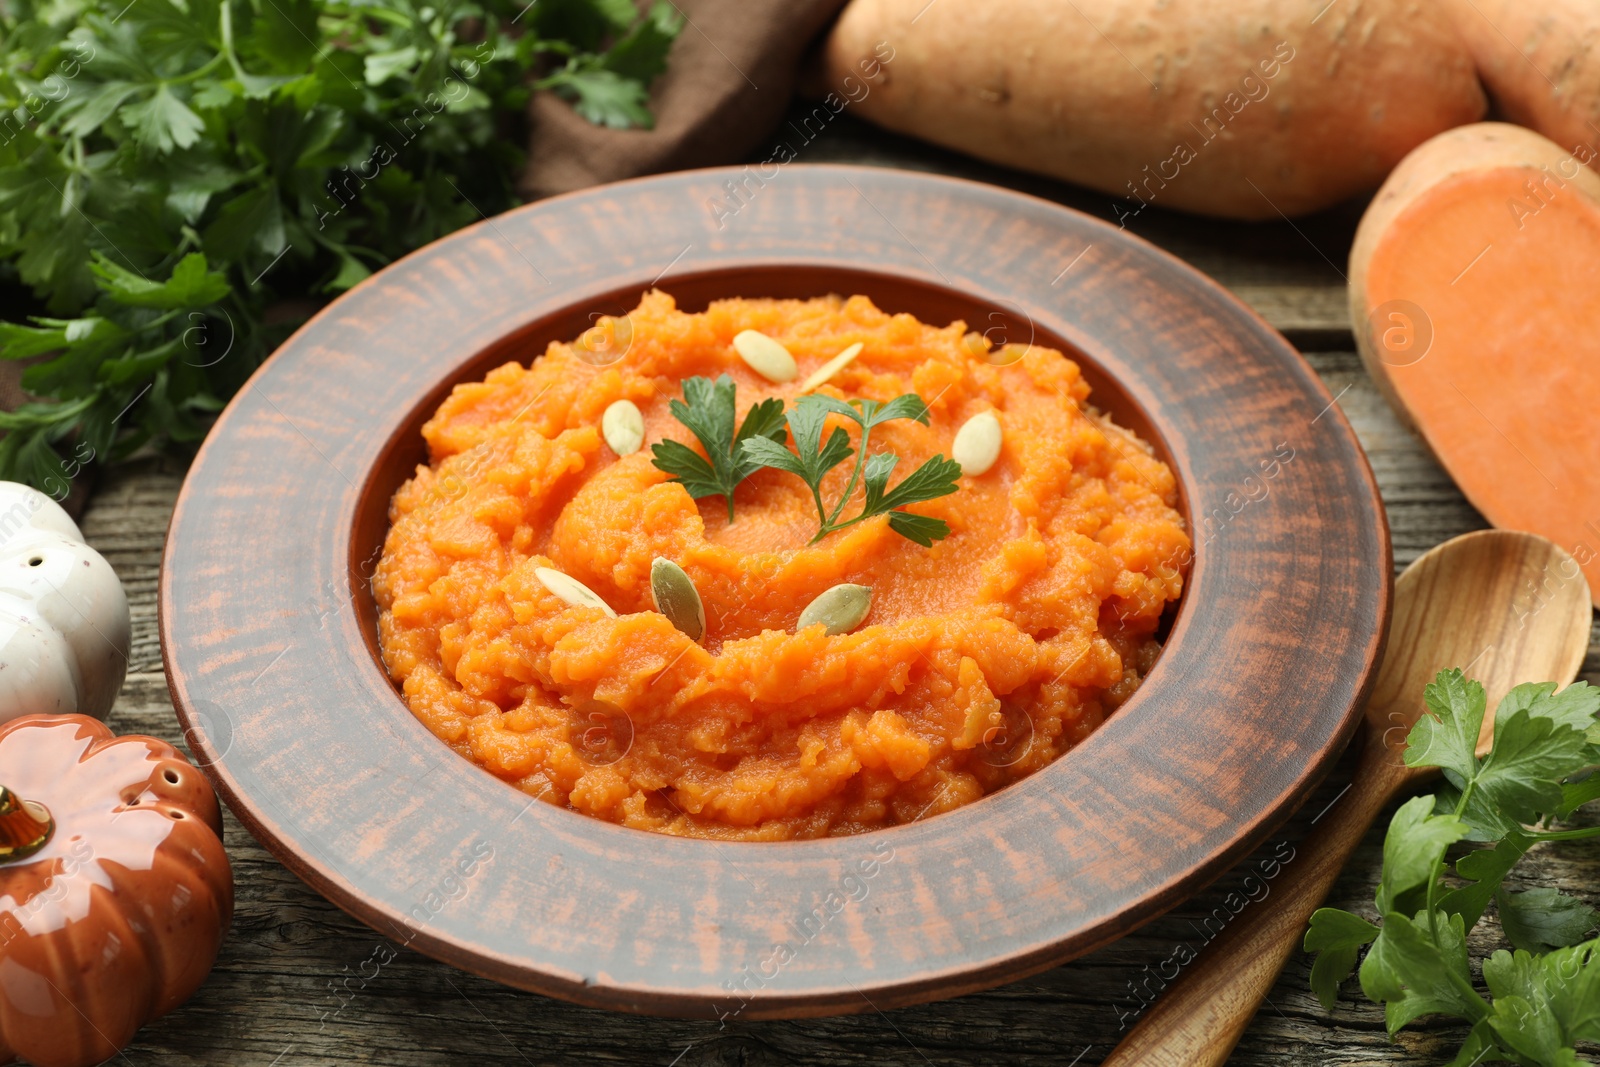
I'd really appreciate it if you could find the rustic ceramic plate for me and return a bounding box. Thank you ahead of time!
[161,165,1390,1018]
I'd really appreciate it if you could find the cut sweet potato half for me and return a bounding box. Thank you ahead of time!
[1351,123,1600,606]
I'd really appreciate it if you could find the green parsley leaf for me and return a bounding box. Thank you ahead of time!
[1374,794,1470,915]
[1360,909,1483,1035]
[1439,833,1529,930]
[1488,995,1574,1066]
[202,185,288,263]
[651,375,787,522]
[531,0,639,50]
[887,511,950,547]
[365,46,421,87]
[1434,779,1522,842]
[603,1,684,83]
[740,392,959,546]
[589,0,644,31]
[1444,1021,1508,1067]
[873,453,963,513]
[1545,943,1600,1043]
[1557,774,1600,817]
[1404,667,1485,785]
[249,0,321,73]
[57,80,143,138]
[858,393,932,428]
[1477,710,1589,825]
[1497,888,1598,954]
[90,252,231,309]
[326,250,372,293]
[0,321,81,361]
[1303,908,1380,1009]
[545,66,654,129]
[1483,945,1600,1062]
[647,439,723,500]
[119,84,205,153]
[1499,680,1600,734]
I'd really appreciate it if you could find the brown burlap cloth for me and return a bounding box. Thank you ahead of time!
[519,0,851,200]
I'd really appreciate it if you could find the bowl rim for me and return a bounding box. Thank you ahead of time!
[161,163,1391,1018]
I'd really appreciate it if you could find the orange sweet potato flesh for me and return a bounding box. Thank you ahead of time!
[1447,0,1600,164]
[1351,123,1600,605]
[818,0,1485,219]
[374,292,1190,839]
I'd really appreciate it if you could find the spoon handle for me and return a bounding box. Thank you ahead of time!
[1099,728,1411,1067]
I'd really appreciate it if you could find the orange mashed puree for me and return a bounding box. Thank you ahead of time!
[374,291,1189,839]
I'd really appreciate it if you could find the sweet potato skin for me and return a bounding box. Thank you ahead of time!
[1350,123,1600,605]
[1447,0,1600,163]
[819,0,1485,220]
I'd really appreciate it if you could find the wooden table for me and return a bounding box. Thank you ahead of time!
[92,107,1599,1066]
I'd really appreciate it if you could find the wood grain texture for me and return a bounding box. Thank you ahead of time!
[158,162,1389,1016]
[76,109,1599,1063]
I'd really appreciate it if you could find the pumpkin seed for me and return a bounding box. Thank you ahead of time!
[797,583,872,636]
[732,329,798,383]
[650,557,705,642]
[799,342,864,393]
[952,411,1002,476]
[601,399,645,455]
[535,567,617,617]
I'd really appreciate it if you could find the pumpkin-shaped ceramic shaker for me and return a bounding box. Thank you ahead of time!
[0,714,233,1067]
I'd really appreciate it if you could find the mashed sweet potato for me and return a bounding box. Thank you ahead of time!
[373,291,1189,839]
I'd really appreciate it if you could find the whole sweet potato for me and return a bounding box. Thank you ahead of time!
[1447,0,1600,165]
[819,0,1486,220]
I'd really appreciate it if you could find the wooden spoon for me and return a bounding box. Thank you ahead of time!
[1101,529,1593,1067]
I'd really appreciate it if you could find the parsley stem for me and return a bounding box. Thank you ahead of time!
[168,54,228,84]
[824,422,872,530]
[1421,785,1470,941]
[821,510,878,536]
[1525,825,1600,842]
[1418,776,1489,1022]
[806,483,830,537]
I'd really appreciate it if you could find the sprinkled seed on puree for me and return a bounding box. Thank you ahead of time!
[373,291,1190,839]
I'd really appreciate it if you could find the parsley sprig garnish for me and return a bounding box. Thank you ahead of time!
[1305,668,1600,1065]
[650,375,786,522]
[650,378,962,545]
[742,393,961,545]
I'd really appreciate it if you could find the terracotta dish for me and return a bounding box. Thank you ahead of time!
[161,166,1390,1017]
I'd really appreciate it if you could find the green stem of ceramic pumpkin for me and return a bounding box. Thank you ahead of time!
[0,786,53,864]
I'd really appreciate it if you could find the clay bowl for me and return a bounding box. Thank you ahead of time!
[161,165,1390,1018]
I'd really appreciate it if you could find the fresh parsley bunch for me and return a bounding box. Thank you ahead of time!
[1306,668,1600,1066]
[650,375,963,546]
[0,0,678,490]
